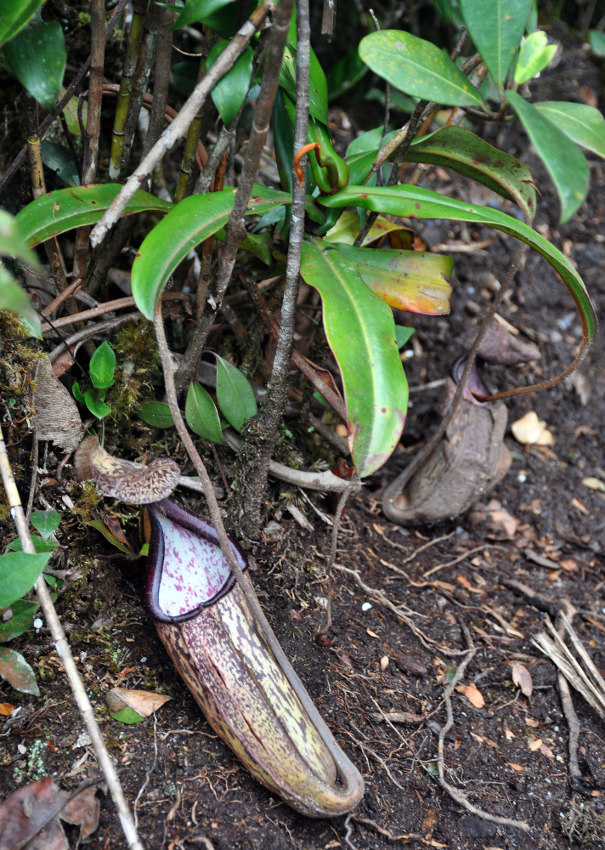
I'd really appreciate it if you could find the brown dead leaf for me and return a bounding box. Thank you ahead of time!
[33,358,83,453]
[421,808,437,833]
[511,411,554,446]
[456,682,485,708]
[506,762,524,772]
[366,629,380,639]
[539,742,555,760]
[511,661,533,699]
[468,499,519,539]
[528,738,543,751]
[0,703,14,716]
[0,778,100,850]
[582,477,605,492]
[105,687,171,718]
[571,496,589,515]
[455,574,484,594]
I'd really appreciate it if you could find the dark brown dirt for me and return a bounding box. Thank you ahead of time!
[1,25,605,850]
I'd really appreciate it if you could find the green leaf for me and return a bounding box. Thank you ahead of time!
[207,40,253,126]
[507,90,589,223]
[0,266,42,338]
[41,141,79,186]
[359,30,485,108]
[0,0,46,48]
[534,102,605,159]
[0,551,48,609]
[332,244,453,316]
[3,20,66,111]
[459,0,532,85]
[513,30,557,85]
[215,355,257,432]
[407,126,537,222]
[30,510,61,539]
[72,380,85,403]
[84,389,110,419]
[0,647,39,695]
[395,325,415,349]
[280,44,328,125]
[326,47,367,100]
[7,535,56,553]
[173,0,239,35]
[138,401,175,428]
[589,30,605,58]
[185,381,223,443]
[319,183,597,342]
[89,341,116,389]
[15,184,172,248]
[85,520,135,556]
[131,185,289,319]
[0,209,39,267]
[109,705,145,724]
[300,240,408,478]
[0,600,39,643]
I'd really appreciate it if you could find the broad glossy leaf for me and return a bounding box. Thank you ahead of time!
[534,102,605,159]
[138,401,175,428]
[131,186,289,319]
[333,244,453,316]
[359,30,484,108]
[0,647,39,695]
[0,600,38,643]
[89,341,116,389]
[3,21,66,111]
[0,0,45,47]
[319,183,597,342]
[0,551,48,609]
[215,355,257,432]
[15,184,172,247]
[408,126,537,222]
[507,91,589,223]
[280,44,328,125]
[513,30,557,85]
[186,381,223,443]
[208,40,253,126]
[300,240,408,477]
[459,0,532,85]
[30,510,61,539]
[173,0,240,35]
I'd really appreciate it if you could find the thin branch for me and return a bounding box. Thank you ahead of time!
[0,426,144,850]
[90,0,275,247]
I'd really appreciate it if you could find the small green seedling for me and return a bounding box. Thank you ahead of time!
[72,340,116,419]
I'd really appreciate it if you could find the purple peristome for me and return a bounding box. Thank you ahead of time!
[145,499,247,623]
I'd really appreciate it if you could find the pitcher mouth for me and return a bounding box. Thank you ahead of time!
[145,498,248,624]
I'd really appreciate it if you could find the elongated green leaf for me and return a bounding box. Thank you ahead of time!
[534,102,605,159]
[138,401,175,428]
[513,30,557,85]
[359,30,484,108]
[460,0,532,85]
[186,381,223,443]
[0,647,39,695]
[0,210,39,266]
[319,184,597,341]
[15,184,172,247]
[408,126,537,222]
[131,186,289,319]
[589,30,605,57]
[3,20,66,110]
[30,510,61,539]
[208,40,253,126]
[215,355,257,432]
[0,600,38,643]
[333,244,452,316]
[0,551,48,609]
[300,240,408,477]
[507,91,589,223]
[0,0,46,47]
[89,341,116,389]
[173,0,239,36]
